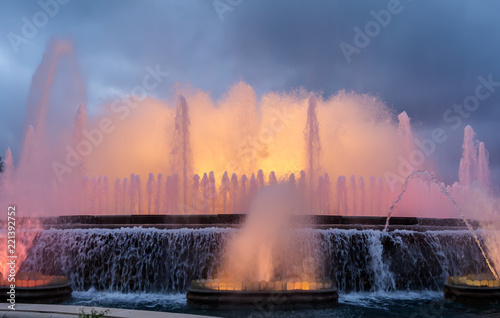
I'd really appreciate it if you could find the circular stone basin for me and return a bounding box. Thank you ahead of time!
[0,272,72,304]
[186,279,338,309]
[444,274,500,304]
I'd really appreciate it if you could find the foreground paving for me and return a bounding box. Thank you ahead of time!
[0,303,217,318]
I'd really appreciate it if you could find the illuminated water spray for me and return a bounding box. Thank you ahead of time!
[170,95,193,214]
[384,170,499,280]
[305,93,321,212]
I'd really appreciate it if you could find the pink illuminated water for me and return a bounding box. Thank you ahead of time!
[383,170,499,280]
[0,39,495,221]
[2,39,500,284]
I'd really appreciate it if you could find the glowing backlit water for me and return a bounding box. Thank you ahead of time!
[2,39,500,310]
[0,40,494,220]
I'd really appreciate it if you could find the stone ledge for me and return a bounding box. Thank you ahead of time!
[0,304,216,318]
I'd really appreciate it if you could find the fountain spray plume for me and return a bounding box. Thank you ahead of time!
[170,95,193,214]
[219,184,319,282]
[305,93,321,213]
[384,170,499,280]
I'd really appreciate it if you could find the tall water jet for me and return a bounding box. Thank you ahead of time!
[459,126,478,187]
[230,173,239,213]
[337,176,347,215]
[221,172,229,214]
[396,111,414,161]
[24,40,85,151]
[369,176,376,215]
[155,173,163,214]
[358,176,365,215]
[170,95,193,214]
[305,93,321,212]
[122,177,128,213]
[257,169,264,189]
[113,179,120,214]
[349,175,357,216]
[208,171,216,214]
[146,173,155,214]
[269,171,277,186]
[201,173,210,214]
[477,142,490,188]
[240,174,248,213]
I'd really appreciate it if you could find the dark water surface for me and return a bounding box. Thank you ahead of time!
[67,289,500,318]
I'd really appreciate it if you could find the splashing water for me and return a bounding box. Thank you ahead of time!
[384,170,499,280]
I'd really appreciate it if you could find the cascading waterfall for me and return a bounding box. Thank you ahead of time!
[21,228,487,293]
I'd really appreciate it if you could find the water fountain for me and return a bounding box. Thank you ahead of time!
[187,186,338,309]
[2,39,500,312]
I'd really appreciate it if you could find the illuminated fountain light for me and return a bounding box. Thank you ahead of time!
[444,273,500,304]
[0,272,72,303]
[187,278,337,309]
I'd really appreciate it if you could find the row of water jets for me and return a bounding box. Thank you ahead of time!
[74,169,406,216]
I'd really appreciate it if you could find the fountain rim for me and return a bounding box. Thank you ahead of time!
[187,286,338,294]
[186,286,339,310]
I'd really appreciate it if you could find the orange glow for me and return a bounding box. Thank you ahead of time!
[191,279,333,291]
[84,84,400,212]
[275,281,283,291]
[0,273,67,288]
[0,220,40,280]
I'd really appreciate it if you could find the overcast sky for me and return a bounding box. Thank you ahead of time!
[1,0,499,185]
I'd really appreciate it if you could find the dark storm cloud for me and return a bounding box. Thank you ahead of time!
[0,0,499,184]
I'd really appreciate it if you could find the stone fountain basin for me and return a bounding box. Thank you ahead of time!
[186,287,338,310]
[1,283,73,304]
[444,275,500,304]
[1,273,72,304]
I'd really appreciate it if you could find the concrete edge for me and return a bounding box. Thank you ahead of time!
[0,304,218,318]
